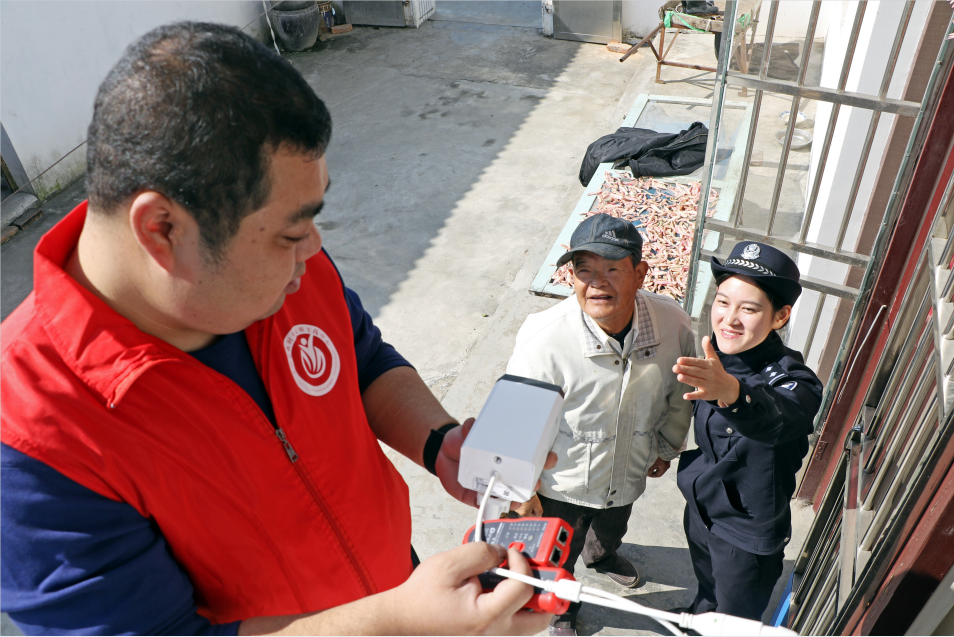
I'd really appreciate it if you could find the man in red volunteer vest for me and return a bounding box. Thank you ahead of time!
[0,22,552,635]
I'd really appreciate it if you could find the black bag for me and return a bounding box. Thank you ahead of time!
[578,121,709,185]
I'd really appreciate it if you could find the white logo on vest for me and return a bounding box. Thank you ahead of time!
[284,324,340,396]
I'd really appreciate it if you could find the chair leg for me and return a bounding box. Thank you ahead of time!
[734,31,749,96]
[619,23,663,63]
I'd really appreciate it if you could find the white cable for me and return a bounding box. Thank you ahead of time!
[578,592,684,636]
[261,1,282,56]
[491,567,539,587]
[474,496,792,636]
[475,471,499,543]
[488,568,796,636]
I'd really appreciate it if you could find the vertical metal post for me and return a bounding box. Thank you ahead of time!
[731,1,779,229]
[808,17,954,439]
[766,1,820,236]
[804,291,829,360]
[684,0,739,314]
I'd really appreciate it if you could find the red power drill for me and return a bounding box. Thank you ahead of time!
[462,517,576,614]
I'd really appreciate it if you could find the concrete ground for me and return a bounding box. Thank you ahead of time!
[0,3,816,635]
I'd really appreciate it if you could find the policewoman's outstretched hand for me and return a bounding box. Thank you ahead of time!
[673,336,741,408]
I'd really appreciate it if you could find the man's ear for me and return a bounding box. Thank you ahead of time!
[634,260,650,288]
[127,192,195,273]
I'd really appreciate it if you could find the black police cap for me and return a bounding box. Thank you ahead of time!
[710,242,802,306]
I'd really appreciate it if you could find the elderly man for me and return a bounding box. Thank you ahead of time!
[0,22,550,636]
[507,213,695,636]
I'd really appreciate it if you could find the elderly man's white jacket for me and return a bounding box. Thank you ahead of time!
[506,290,695,509]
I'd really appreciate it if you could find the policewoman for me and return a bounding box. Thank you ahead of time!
[672,242,824,621]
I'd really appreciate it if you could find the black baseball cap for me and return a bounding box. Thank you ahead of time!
[710,241,802,306]
[556,214,643,267]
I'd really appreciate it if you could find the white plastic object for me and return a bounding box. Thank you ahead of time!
[552,578,583,603]
[486,567,797,637]
[686,612,798,636]
[458,374,564,503]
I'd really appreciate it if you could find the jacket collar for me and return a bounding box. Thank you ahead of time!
[31,202,193,408]
[711,329,786,375]
[578,291,658,357]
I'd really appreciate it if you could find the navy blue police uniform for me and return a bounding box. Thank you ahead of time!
[676,242,824,621]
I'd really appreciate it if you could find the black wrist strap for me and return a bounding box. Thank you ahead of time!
[423,423,459,476]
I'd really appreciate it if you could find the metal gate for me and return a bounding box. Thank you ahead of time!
[552,1,621,45]
[342,0,435,28]
[686,1,932,402]
[686,3,954,631]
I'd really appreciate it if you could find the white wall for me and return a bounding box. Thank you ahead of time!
[621,0,663,39]
[0,1,267,200]
[752,1,832,40]
[786,0,934,368]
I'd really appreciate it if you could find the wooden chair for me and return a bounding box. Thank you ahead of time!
[620,1,762,87]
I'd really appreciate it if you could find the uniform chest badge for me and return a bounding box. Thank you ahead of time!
[284,324,340,396]
[741,244,761,260]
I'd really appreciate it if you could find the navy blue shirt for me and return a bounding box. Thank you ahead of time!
[1,265,411,635]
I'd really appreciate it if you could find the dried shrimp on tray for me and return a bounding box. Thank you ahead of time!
[550,171,718,304]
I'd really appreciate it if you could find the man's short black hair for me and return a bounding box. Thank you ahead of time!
[86,21,332,261]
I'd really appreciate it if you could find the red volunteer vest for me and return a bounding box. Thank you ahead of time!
[1,203,413,623]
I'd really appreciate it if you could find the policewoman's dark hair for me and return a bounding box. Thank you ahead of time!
[86,21,332,262]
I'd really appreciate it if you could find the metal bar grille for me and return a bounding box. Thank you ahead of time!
[799,1,866,244]
[701,11,953,630]
[723,75,922,116]
[686,0,929,371]
[683,0,738,315]
[766,1,820,236]
[730,1,779,227]
[704,219,870,267]
[803,291,827,355]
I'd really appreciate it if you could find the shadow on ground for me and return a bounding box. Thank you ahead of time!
[1,177,87,320]
[573,543,795,635]
[285,2,577,319]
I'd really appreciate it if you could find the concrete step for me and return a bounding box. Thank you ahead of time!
[1,191,38,228]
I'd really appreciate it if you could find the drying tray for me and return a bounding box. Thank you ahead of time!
[529,93,753,316]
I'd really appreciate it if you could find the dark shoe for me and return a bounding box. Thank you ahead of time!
[548,611,578,636]
[594,554,642,588]
[682,1,722,16]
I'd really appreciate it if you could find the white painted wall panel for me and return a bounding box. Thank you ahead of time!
[1,1,265,199]
[621,0,661,39]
